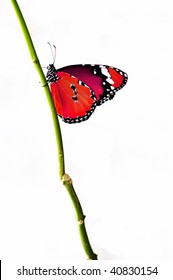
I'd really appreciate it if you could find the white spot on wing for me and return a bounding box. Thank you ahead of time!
[107,78,114,84]
[100,65,111,78]
[100,65,114,84]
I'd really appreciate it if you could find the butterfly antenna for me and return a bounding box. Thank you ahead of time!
[52,45,56,65]
[47,42,56,65]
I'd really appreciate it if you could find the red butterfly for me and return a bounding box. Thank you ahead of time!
[46,64,128,123]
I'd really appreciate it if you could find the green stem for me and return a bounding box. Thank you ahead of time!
[10,0,97,260]
[10,0,64,178]
[62,174,97,260]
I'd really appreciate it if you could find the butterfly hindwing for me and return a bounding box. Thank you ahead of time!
[57,64,128,105]
[47,68,97,123]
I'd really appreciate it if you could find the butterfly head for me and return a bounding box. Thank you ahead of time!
[46,64,57,83]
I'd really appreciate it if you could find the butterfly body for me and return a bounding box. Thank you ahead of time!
[46,64,128,123]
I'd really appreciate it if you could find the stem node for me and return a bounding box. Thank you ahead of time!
[62,173,72,184]
[33,58,39,64]
[78,219,84,225]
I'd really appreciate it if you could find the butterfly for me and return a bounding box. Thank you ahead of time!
[46,64,128,123]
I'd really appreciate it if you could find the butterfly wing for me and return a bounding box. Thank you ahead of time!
[57,64,128,105]
[50,71,96,123]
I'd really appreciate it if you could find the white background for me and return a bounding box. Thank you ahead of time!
[0,0,173,262]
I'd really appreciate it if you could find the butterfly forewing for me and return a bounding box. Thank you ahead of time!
[57,64,128,105]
